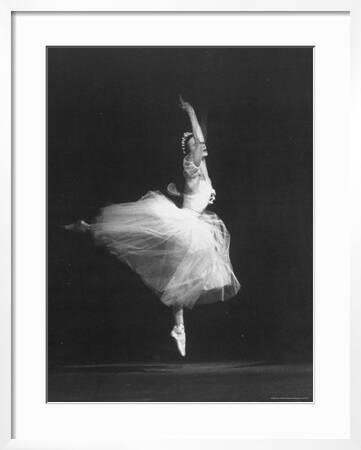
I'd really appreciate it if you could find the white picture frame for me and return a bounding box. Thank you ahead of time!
[1,1,360,449]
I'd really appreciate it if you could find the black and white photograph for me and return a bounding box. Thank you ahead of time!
[47,46,313,402]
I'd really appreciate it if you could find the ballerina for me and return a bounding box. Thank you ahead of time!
[64,96,241,357]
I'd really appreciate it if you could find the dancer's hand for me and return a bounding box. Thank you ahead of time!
[179,95,194,113]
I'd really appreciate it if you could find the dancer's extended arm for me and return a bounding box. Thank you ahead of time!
[179,96,205,166]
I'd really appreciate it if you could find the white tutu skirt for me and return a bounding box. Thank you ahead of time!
[92,191,241,309]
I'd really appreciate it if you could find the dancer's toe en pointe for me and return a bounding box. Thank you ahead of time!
[170,324,186,357]
[63,219,90,233]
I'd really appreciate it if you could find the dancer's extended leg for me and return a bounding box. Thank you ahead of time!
[171,306,186,357]
[63,220,91,233]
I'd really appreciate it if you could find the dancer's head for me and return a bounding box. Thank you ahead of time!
[181,132,208,157]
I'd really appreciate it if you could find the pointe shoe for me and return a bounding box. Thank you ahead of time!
[170,324,186,357]
[63,220,90,232]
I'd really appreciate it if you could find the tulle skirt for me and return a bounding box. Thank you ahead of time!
[92,191,240,309]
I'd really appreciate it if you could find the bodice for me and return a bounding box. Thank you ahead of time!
[182,179,216,213]
[182,155,216,213]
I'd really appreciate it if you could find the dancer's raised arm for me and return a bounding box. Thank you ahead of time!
[179,96,206,166]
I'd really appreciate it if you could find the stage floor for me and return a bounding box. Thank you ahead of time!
[48,361,313,402]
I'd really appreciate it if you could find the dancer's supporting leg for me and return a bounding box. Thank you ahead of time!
[173,305,184,327]
[171,305,186,357]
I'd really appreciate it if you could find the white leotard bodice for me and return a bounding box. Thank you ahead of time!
[182,155,216,213]
[183,179,216,213]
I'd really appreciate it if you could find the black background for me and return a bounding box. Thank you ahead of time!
[48,47,313,366]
